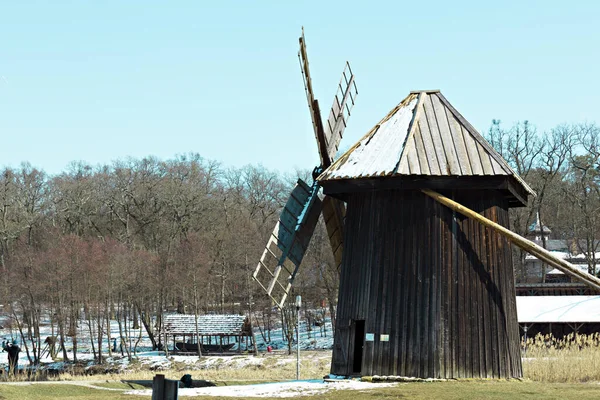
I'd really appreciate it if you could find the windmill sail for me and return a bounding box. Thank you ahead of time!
[324,62,357,164]
[322,195,345,272]
[299,32,358,168]
[253,179,322,308]
[253,28,357,308]
[298,30,328,167]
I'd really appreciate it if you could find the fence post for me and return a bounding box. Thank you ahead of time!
[152,374,165,400]
[152,374,179,400]
[164,378,179,400]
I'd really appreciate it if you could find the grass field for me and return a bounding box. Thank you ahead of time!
[2,335,600,399]
[0,380,599,400]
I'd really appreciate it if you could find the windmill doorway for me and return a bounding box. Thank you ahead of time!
[352,320,365,374]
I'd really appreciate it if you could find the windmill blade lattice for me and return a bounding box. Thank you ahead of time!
[253,179,322,308]
[323,62,357,164]
[298,30,357,168]
[254,29,356,308]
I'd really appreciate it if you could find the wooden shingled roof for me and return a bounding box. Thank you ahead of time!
[163,314,250,336]
[317,90,535,203]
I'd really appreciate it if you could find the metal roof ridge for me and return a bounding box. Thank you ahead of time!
[391,92,426,175]
[410,89,440,94]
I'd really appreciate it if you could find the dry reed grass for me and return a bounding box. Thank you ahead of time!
[522,333,600,383]
[5,339,600,385]
[50,351,332,383]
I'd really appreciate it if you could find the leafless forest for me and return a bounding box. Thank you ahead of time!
[488,121,600,278]
[0,120,599,365]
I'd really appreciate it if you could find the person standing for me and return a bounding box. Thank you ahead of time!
[3,340,21,375]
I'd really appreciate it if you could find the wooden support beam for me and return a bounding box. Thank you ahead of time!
[422,189,600,291]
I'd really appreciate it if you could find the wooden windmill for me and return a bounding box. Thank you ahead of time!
[317,91,600,379]
[252,29,357,308]
[254,32,600,380]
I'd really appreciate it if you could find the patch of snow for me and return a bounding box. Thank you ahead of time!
[127,380,398,398]
[525,251,570,260]
[253,319,334,352]
[326,97,418,179]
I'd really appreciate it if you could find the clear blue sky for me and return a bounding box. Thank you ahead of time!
[1,1,599,176]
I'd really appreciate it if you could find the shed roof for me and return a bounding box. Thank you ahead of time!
[317,90,534,199]
[163,314,250,336]
[515,283,600,296]
[517,295,600,323]
[539,240,569,252]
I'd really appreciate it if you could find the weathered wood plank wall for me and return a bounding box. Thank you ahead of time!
[330,189,522,379]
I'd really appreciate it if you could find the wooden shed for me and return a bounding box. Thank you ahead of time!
[317,90,535,379]
[163,314,253,353]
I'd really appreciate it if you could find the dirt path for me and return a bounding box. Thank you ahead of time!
[0,380,128,391]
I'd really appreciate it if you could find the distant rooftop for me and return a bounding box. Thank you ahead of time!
[517,295,600,323]
[528,212,551,234]
[163,314,250,336]
[537,239,568,252]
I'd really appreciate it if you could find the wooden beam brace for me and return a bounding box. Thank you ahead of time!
[422,189,600,291]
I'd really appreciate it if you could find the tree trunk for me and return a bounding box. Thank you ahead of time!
[136,303,157,350]
[540,209,548,283]
[193,274,203,359]
[96,302,104,364]
[13,309,33,365]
